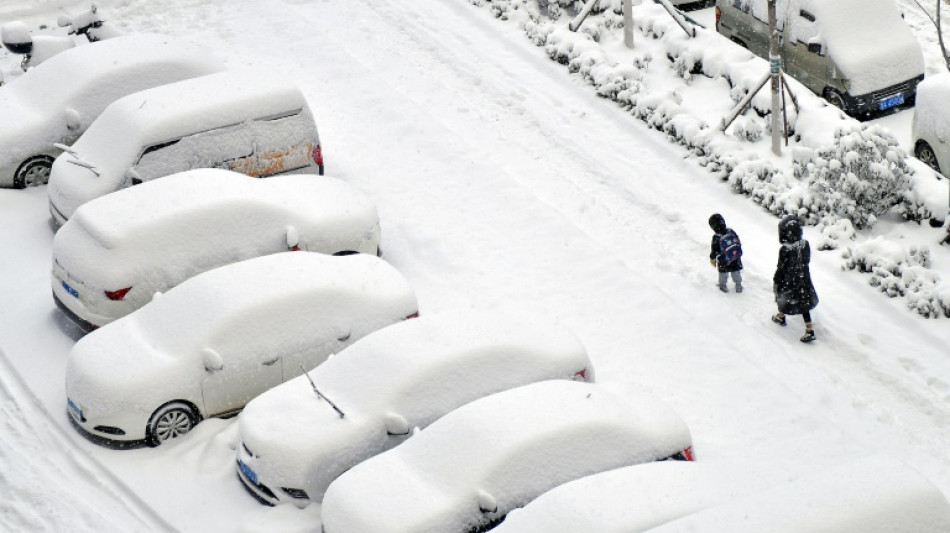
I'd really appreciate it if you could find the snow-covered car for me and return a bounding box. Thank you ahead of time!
[51,169,380,331]
[913,73,950,177]
[495,461,769,533]
[642,455,950,533]
[0,33,219,188]
[236,311,595,507]
[320,380,693,533]
[47,70,323,224]
[65,252,419,447]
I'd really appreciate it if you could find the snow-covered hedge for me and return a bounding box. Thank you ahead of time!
[466,0,950,317]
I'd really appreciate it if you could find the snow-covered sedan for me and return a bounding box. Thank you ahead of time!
[642,455,950,533]
[236,311,594,507]
[51,169,380,331]
[320,380,693,533]
[0,33,219,188]
[65,252,418,447]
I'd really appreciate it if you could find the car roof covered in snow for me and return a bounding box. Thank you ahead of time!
[321,380,692,533]
[238,311,593,498]
[103,253,414,359]
[641,455,950,533]
[495,461,773,533]
[67,169,373,251]
[75,69,309,152]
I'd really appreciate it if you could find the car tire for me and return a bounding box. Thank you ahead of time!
[146,401,199,447]
[13,156,54,189]
[823,88,848,114]
[915,141,941,175]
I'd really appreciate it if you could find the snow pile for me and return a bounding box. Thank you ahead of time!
[466,0,950,317]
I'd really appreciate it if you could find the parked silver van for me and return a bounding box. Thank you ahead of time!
[47,70,324,225]
[715,0,925,118]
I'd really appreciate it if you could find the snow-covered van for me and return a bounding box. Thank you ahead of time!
[47,70,324,225]
[715,0,925,118]
[912,73,950,177]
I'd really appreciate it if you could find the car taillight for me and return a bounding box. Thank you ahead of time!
[405,311,419,320]
[312,145,323,166]
[573,368,588,381]
[680,446,694,461]
[714,6,721,23]
[104,287,132,301]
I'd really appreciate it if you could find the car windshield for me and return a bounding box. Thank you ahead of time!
[10,54,93,109]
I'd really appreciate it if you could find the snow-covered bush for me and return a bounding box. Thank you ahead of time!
[799,125,913,229]
[842,239,949,317]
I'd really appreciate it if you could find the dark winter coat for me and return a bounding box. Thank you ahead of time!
[773,237,819,315]
[710,233,743,273]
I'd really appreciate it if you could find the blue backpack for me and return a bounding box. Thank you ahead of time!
[719,229,742,262]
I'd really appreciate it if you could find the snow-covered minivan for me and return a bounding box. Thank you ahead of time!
[47,70,323,225]
[912,73,950,177]
[715,0,925,118]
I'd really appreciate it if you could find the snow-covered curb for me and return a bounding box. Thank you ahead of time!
[467,0,950,317]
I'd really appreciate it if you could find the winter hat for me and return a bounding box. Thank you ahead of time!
[708,213,727,234]
[778,215,803,244]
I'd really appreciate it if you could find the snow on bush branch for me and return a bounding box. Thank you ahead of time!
[466,0,949,317]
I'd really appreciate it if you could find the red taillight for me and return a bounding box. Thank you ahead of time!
[405,311,419,320]
[714,6,721,23]
[312,145,323,166]
[573,368,588,381]
[104,287,132,301]
[681,446,694,461]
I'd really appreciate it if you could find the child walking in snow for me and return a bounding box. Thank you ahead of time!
[708,214,743,293]
[771,215,819,343]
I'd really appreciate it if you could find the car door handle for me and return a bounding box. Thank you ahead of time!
[262,357,279,366]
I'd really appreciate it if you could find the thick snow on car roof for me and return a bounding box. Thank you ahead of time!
[642,455,950,533]
[745,0,923,96]
[321,380,691,533]
[805,0,923,95]
[496,461,770,533]
[6,33,218,110]
[52,169,377,285]
[119,252,414,357]
[238,311,592,499]
[69,69,308,168]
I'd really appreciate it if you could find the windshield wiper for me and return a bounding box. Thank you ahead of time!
[66,158,100,177]
[299,364,345,419]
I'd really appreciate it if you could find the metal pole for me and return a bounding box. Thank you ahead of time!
[624,0,633,48]
[768,0,781,156]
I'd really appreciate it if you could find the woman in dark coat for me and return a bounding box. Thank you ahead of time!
[772,215,818,342]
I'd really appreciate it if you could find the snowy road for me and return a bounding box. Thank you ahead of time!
[1,0,949,531]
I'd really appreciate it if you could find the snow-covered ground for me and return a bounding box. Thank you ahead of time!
[1,0,950,531]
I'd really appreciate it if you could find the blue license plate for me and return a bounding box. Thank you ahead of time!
[62,280,79,298]
[878,93,905,111]
[238,460,258,485]
[67,398,82,421]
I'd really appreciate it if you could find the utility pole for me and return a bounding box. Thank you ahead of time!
[624,0,633,48]
[768,0,781,156]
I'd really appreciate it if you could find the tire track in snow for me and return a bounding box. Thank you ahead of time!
[0,348,173,532]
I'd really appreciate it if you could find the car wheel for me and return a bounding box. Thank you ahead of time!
[915,141,941,174]
[13,156,54,189]
[823,88,848,114]
[147,402,199,446]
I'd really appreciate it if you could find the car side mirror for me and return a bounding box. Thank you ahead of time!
[65,108,81,131]
[286,225,299,250]
[125,168,142,186]
[384,413,410,436]
[477,490,498,513]
[202,348,224,373]
[807,42,823,55]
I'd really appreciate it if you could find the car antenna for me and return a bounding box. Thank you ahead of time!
[299,364,344,419]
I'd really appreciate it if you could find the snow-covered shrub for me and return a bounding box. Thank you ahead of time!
[801,125,912,229]
[729,115,764,142]
[815,216,855,250]
[842,239,948,317]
